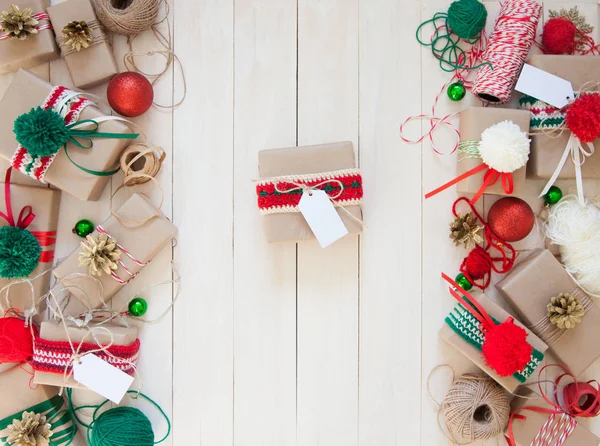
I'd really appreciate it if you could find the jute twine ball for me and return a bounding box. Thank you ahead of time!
[442,373,510,442]
[91,0,160,36]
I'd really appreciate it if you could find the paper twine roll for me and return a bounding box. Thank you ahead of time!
[91,0,160,36]
[120,143,165,186]
[472,0,541,103]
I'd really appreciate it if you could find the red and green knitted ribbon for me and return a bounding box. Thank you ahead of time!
[256,169,363,214]
[32,336,141,376]
[0,394,77,446]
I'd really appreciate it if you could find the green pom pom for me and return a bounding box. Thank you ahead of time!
[13,107,69,157]
[0,226,41,279]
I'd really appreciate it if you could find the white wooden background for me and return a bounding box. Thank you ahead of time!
[2,0,600,445]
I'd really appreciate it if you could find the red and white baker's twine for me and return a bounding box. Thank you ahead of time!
[472,0,541,104]
[399,29,487,155]
[531,413,577,446]
[96,226,149,285]
[0,12,52,40]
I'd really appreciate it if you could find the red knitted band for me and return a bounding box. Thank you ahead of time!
[31,336,140,375]
[256,169,363,214]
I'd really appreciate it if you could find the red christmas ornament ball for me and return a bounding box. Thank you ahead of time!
[107,72,153,118]
[482,318,533,377]
[565,93,600,143]
[487,197,534,242]
[542,17,577,55]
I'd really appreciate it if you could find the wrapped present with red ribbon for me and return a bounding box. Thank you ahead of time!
[508,365,600,446]
[0,168,60,315]
[426,108,530,204]
[0,0,59,74]
[438,273,547,393]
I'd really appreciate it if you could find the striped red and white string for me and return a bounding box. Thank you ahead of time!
[96,225,149,285]
[0,12,52,40]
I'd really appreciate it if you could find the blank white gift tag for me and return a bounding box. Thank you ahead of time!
[297,189,348,248]
[515,64,575,109]
[73,354,134,404]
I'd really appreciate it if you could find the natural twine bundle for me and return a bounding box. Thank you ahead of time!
[90,0,160,36]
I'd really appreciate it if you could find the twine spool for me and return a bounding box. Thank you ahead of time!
[91,0,160,36]
[442,373,510,442]
[472,0,541,104]
[120,143,165,186]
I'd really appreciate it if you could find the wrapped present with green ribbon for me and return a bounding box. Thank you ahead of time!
[0,365,78,445]
[0,69,139,200]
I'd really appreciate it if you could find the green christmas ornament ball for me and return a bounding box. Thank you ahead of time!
[455,273,473,291]
[543,186,563,206]
[72,219,95,238]
[128,297,148,317]
[447,82,467,101]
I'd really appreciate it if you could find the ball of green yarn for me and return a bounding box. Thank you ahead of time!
[89,407,155,446]
[0,226,41,279]
[447,0,487,40]
[13,106,69,157]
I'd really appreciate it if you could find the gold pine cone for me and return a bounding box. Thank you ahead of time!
[547,293,585,330]
[0,5,39,40]
[6,411,53,446]
[62,20,93,52]
[78,233,122,276]
[449,212,484,249]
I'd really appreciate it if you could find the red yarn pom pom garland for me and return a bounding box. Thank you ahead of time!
[565,93,600,143]
[481,317,533,377]
[0,317,34,364]
[542,17,577,55]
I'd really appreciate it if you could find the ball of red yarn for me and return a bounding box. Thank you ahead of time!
[566,93,600,143]
[482,318,533,377]
[0,317,34,364]
[464,247,491,280]
[542,17,577,55]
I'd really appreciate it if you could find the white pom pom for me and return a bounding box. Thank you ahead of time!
[478,120,530,173]
[546,195,600,296]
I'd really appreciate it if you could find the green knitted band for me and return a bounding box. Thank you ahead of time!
[445,303,544,383]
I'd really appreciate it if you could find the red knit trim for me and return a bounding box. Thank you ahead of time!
[32,336,140,375]
[257,173,363,211]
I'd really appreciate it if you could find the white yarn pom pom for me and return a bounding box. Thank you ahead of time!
[478,120,530,173]
[546,195,600,296]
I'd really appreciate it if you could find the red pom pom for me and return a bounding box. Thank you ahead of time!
[566,93,600,143]
[482,318,533,377]
[464,247,491,280]
[542,17,577,55]
[0,317,34,364]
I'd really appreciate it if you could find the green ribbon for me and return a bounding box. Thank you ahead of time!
[63,119,139,177]
[0,394,77,446]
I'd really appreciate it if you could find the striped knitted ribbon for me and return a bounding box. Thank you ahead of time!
[96,225,149,285]
[0,12,52,40]
[445,302,543,383]
[256,169,363,215]
[1,168,56,265]
[11,86,92,182]
[31,336,140,376]
[0,394,77,446]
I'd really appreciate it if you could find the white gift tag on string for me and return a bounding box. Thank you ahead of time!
[297,189,348,248]
[515,64,575,109]
[73,354,134,404]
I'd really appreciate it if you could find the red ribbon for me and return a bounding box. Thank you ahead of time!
[425,164,514,203]
[506,365,600,446]
[0,168,55,263]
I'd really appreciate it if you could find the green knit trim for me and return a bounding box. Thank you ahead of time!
[530,116,564,129]
[445,302,543,383]
[519,95,539,106]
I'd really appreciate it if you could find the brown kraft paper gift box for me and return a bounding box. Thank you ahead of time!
[0,0,59,74]
[53,193,177,309]
[457,107,530,198]
[47,0,118,89]
[258,141,363,243]
[511,395,600,446]
[0,181,60,315]
[33,321,138,389]
[525,55,600,179]
[496,249,600,377]
[439,292,548,393]
[0,69,134,201]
